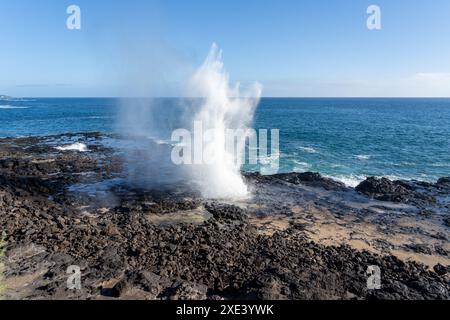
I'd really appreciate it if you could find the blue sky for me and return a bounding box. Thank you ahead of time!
[1,0,450,97]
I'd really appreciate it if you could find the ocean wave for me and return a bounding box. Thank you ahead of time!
[0,98,36,102]
[431,163,450,168]
[293,160,309,166]
[81,116,112,120]
[0,105,29,109]
[325,174,366,188]
[355,154,370,160]
[259,152,280,165]
[55,142,88,152]
[298,146,318,154]
[382,174,426,182]
[292,160,310,171]
[328,173,435,187]
[383,174,414,181]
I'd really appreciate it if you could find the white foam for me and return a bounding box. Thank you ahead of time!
[326,174,366,188]
[0,105,29,109]
[259,151,280,165]
[0,98,36,102]
[431,163,450,167]
[355,154,370,160]
[383,174,406,181]
[55,142,88,152]
[292,160,310,172]
[299,146,318,154]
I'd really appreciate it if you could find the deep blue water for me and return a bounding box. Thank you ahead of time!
[1,97,450,186]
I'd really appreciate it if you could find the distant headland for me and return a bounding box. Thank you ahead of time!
[0,95,13,99]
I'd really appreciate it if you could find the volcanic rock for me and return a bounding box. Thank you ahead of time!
[355,177,436,205]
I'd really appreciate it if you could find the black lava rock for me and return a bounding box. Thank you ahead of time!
[355,177,436,205]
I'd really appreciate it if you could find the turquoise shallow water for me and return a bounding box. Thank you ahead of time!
[1,97,450,186]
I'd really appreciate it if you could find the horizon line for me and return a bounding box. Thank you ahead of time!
[3,96,450,99]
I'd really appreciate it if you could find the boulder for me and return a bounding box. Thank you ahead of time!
[273,172,348,191]
[356,177,436,205]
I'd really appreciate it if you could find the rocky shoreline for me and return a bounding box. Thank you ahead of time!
[0,133,448,300]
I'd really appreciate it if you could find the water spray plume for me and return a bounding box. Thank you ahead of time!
[117,43,262,199]
[188,43,262,198]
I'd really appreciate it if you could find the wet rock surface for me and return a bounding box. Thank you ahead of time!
[246,172,348,191]
[0,133,449,300]
[355,177,438,206]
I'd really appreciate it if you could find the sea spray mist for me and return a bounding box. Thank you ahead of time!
[185,43,262,198]
[117,43,262,198]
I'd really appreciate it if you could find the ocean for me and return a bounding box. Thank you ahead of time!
[1,97,450,187]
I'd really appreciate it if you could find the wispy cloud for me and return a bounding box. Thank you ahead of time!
[262,72,450,97]
[414,72,450,82]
